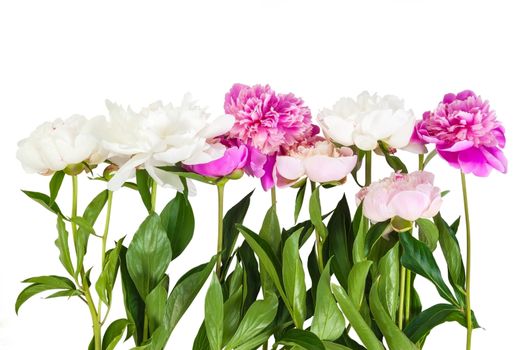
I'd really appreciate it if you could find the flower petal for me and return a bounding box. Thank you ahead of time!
[388,191,430,221]
[303,154,357,183]
[276,156,305,181]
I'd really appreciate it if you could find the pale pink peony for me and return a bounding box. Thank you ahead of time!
[356,171,443,222]
[225,83,317,155]
[416,90,507,176]
[276,139,357,186]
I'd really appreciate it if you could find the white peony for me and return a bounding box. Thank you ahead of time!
[318,91,415,151]
[102,94,234,192]
[16,115,107,175]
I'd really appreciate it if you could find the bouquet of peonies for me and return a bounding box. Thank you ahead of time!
[15,85,506,350]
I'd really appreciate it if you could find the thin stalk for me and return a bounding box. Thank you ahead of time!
[263,186,278,350]
[363,151,372,233]
[461,172,473,350]
[150,181,158,213]
[311,182,324,272]
[398,262,406,330]
[216,183,225,277]
[72,176,101,350]
[97,190,114,324]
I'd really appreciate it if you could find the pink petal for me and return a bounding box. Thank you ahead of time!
[439,140,474,152]
[480,146,507,174]
[303,154,357,183]
[436,147,460,169]
[457,147,488,176]
[260,154,276,191]
[389,191,430,221]
[276,156,305,181]
[363,187,394,222]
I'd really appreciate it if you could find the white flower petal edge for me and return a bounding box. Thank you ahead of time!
[103,94,234,192]
[318,91,415,151]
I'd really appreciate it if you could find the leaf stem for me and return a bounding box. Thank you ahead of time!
[216,183,225,277]
[398,262,406,330]
[363,151,372,233]
[97,190,114,324]
[461,171,473,350]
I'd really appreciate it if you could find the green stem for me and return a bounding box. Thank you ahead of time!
[216,183,225,277]
[311,182,324,272]
[143,316,149,343]
[398,263,406,330]
[72,176,101,350]
[363,151,372,234]
[150,181,158,214]
[405,269,411,325]
[461,172,473,350]
[97,190,114,324]
[271,186,277,207]
[418,154,425,171]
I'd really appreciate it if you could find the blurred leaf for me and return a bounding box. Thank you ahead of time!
[364,220,391,256]
[282,230,307,328]
[416,218,439,251]
[348,261,373,309]
[136,169,152,212]
[378,141,408,173]
[55,216,74,276]
[377,243,400,321]
[49,171,65,205]
[294,181,307,223]
[102,319,130,350]
[96,238,123,305]
[145,279,168,334]
[277,329,325,350]
[310,187,327,240]
[205,274,223,350]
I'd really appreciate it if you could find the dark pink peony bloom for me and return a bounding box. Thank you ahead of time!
[225,83,316,155]
[416,90,507,176]
[184,142,248,178]
[224,83,318,190]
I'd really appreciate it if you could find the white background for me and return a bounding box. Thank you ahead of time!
[1,1,522,349]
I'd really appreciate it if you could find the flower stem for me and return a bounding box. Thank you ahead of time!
[461,171,473,350]
[311,182,324,272]
[97,190,114,324]
[398,261,406,330]
[216,183,225,277]
[150,181,158,214]
[72,176,102,350]
[271,186,277,207]
[365,151,372,186]
[418,154,425,171]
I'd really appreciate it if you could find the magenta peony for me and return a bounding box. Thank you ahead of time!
[416,90,507,176]
[356,171,443,222]
[276,139,357,186]
[184,143,248,178]
[224,83,318,190]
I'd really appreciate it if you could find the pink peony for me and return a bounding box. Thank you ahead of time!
[416,90,507,176]
[276,139,357,186]
[356,171,443,222]
[225,83,317,155]
[184,143,248,178]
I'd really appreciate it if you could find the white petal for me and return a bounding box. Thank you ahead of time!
[198,114,235,139]
[108,153,150,191]
[319,115,354,146]
[353,132,378,151]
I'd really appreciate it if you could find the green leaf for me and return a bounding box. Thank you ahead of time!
[282,230,307,328]
[45,289,82,299]
[404,303,480,343]
[126,214,172,300]
[75,190,109,275]
[160,192,195,260]
[364,220,391,256]
[136,169,152,212]
[225,293,278,349]
[237,225,287,306]
[352,204,365,264]
[323,341,356,350]
[233,330,272,350]
[221,190,254,276]
[378,141,408,173]
[332,284,384,350]
[145,279,168,334]
[259,205,281,297]
[369,280,417,350]
[277,329,326,350]
[416,218,439,251]
[347,261,373,309]
[15,275,77,313]
[204,274,223,350]
[326,195,354,288]
[222,286,244,345]
[309,187,327,240]
[294,181,307,222]
[55,216,75,276]
[377,243,400,321]
[237,242,261,311]
[434,214,466,304]
[119,246,146,345]
[102,319,130,350]
[96,238,123,305]
[22,190,64,216]
[151,256,217,349]
[193,323,210,350]
[311,261,345,341]
[49,171,65,205]
[400,233,458,306]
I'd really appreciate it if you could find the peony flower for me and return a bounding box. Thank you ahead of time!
[224,83,318,190]
[416,90,507,177]
[102,94,234,191]
[276,139,357,186]
[356,171,443,222]
[318,91,415,151]
[184,143,248,178]
[17,115,107,175]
